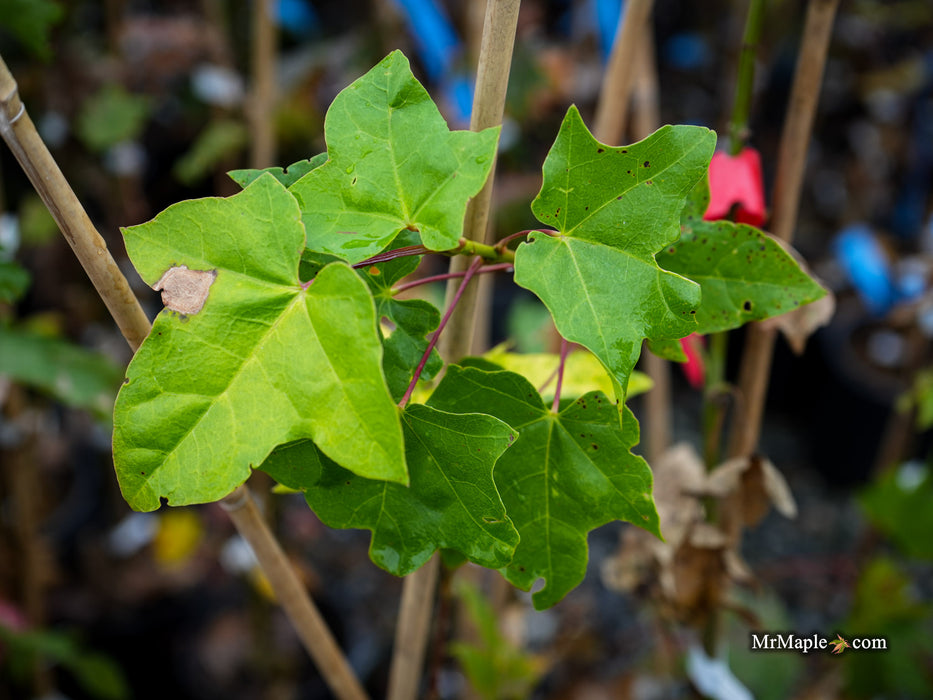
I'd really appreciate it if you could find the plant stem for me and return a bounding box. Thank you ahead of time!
[702,333,730,471]
[392,262,513,295]
[728,0,840,459]
[0,54,151,352]
[354,245,431,268]
[456,236,516,264]
[551,339,571,413]
[398,257,484,409]
[727,0,767,156]
[353,237,516,272]
[221,486,370,700]
[593,0,655,145]
[697,0,768,661]
[702,0,767,469]
[0,53,370,700]
[388,4,521,699]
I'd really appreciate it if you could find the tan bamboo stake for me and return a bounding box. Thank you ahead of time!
[628,33,671,465]
[0,55,151,352]
[592,0,655,146]
[728,0,840,458]
[250,0,277,169]
[438,0,522,359]
[0,53,368,700]
[387,3,522,700]
[221,487,369,700]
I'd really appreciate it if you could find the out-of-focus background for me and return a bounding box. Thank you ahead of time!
[1,1,932,698]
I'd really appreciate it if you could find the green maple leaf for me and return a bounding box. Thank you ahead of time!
[656,176,826,336]
[228,153,328,189]
[428,365,660,609]
[830,634,850,654]
[358,254,442,401]
[260,403,519,575]
[513,106,714,398]
[289,50,500,263]
[113,174,406,511]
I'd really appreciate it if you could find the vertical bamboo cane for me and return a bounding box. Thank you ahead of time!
[250,0,277,169]
[387,3,522,700]
[728,0,840,458]
[592,0,655,146]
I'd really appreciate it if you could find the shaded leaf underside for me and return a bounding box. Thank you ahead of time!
[260,403,520,575]
[428,365,660,609]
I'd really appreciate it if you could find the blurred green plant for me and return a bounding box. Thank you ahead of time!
[76,85,151,153]
[0,260,29,303]
[450,579,546,700]
[173,119,249,185]
[0,259,122,422]
[0,0,62,60]
[0,324,122,421]
[859,462,933,560]
[842,557,933,698]
[0,623,129,700]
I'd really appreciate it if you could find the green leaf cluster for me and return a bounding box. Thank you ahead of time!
[111,50,825,607]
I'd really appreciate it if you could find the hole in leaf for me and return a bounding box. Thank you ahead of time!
[743,300,753,311]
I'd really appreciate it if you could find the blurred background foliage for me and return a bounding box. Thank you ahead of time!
[1,1,933,698]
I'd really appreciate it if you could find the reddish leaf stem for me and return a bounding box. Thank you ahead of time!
[537,365,559,394]
[392,262,513,295]
[495,228,557,253]
[353,244,430,268]
[551,338,571,413]
[398,256,485,408]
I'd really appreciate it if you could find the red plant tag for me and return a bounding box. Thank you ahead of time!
[679,333,706,389]
[704,147,766,227]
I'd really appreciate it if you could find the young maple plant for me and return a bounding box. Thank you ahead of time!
[111,51,824,609]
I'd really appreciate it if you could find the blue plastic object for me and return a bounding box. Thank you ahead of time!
[389,0,472,124]
[594,0,624,61]
[834,224,899,316]
[390,0,461,82]
[275,0,318,35]
[663,32,711,71]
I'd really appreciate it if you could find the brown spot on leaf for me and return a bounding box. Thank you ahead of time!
[153,265,217,315]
